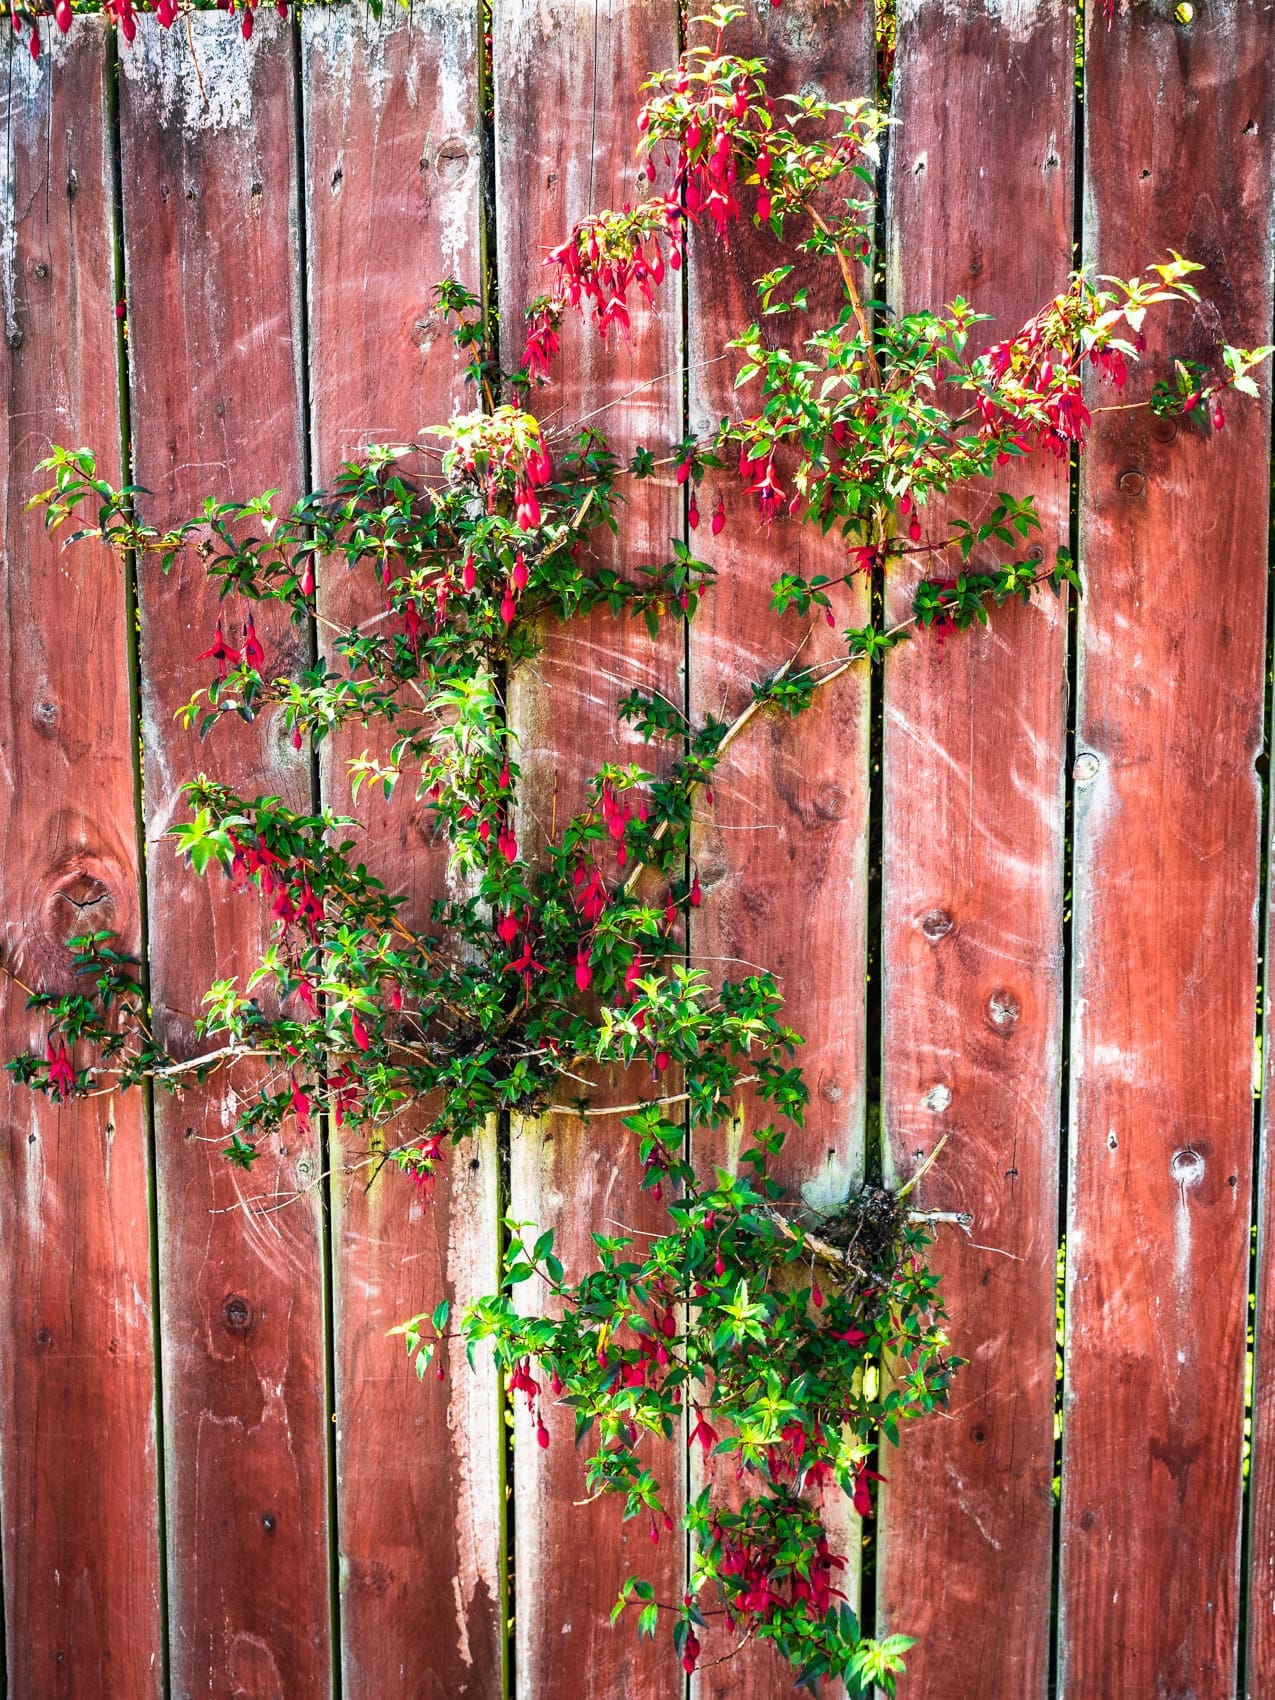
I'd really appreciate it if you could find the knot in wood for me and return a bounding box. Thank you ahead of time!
[222,1295,253,1333]
[988,988,1021,1031]
[921,907,953,941]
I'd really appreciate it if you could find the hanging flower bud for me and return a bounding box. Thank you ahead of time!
[711,496,725,534]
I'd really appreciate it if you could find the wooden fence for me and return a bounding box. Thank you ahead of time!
[2,1,1273,1695]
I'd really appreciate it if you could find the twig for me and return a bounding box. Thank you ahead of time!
[544,1075,757,1120]
[897,1131,948,1199]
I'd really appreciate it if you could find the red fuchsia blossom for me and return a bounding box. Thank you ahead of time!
[509,1358,541,1409]
[688,492,700,529]
[504,939,545,994]
[690,1409,719,1457]
[747,459,783,522]
[350,1012,371,1052]
[289,1074,311,1133]
[296,884,324,936]
[574,945,593,993]
[711,495,726,535]
[196,620,240,680]
[241,617,265,672]
[496,909,520,946]
[852,1458,886,1518]
[681,1632,701,1676]
[46,1036,74,1100]
[828,1325,867,1346]
[409,1132,446,1203]
[522,304,561,382]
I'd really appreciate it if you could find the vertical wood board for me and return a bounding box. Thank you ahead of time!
[302,9,503,1695]
[1062,4,1275,1695]
[0,25,163,1698]
[494,0,685,1693]
[878,1,1072,1692]
[119,17,332,1694]
[685,4,874,1692]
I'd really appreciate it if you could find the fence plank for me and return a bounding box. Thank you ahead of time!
[300,9,504,1695]
[686,4,874,1692]
[0,26,163,1697]
[493,1,684,1693]
[1062,5,1275,1695]
[118,17,332,1694]
[877,2,1073,1692]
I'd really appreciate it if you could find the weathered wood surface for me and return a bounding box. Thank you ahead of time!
[495,0,685,1694]
[302,9,503,1695]
[685,3,875,1693]
[119,16,332,1694]
[878,2,1073,1693]
[0,26,164,1698]
[1062,4,1275,1696]
[6,8,1275,1698]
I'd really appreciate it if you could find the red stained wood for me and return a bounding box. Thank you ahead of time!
[118,16,331,1693]
[686,5,874,1693]
[877,3,1072,1693]
[494,0,684,1692]
[1063,6,1275,1696]
[0,26,163,1696]
[301,10,503,1695]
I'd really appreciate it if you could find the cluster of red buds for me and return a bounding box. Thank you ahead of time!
[533,200,684,354]
[225,830,326,944]
[709,1519,848,1634]
[509,1358,551,1448]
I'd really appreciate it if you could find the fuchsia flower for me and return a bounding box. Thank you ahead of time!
[242,617,265,672]
[45,1037,74,1101]
[196,620,240,680]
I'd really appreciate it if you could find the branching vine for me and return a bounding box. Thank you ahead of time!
[10,7,1270,1690]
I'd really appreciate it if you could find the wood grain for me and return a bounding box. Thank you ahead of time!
[1062,4,1275,1695]
[301,9,503,1695]
[0,25,163,1697]
[686,4,874,1693]
[494,0,685,1693]
[877,3,1072,1693]
[119,16,331,1694]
